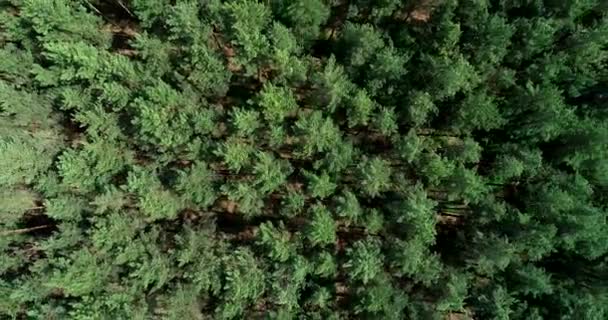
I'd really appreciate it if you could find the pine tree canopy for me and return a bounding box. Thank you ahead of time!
[1,0,607,318]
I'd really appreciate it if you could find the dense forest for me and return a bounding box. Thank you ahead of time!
[0,0,607,319]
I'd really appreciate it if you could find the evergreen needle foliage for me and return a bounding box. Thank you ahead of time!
[0,0,607,318]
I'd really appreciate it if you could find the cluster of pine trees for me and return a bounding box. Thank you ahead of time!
[1,0,607,318]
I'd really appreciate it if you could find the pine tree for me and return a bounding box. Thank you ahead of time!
[306,204,336,247]
[215,138,254,173]
[257,221,297,263]
[221,181,264,218]
[339,23,385,69]
[345,238,384,284]
[304,170,337,199]
[406,91,437,127]
[347,89,375,128]
[252,151,292,194]
[220,0,271,74]
[230,108,261,138]
[176,161,218,208]
[335,190,363,224]
[312,56,354,112]
[257,83,299,123]
[283,0,330,42]
[295,111,342,157]
[218,248,266,319]
[1,0,607,318]
[269,22,305,83]
[372,107,398,137]
[126,167,184,221]
[357,156,392,197]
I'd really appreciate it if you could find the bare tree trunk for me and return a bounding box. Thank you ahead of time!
[1,225,51,236]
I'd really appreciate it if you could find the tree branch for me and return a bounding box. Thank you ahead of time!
[1,225,51,237]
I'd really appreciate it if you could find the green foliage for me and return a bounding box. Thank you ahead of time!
[364,209,384,234]
[58,141,131,193]
[174,227,223,294]
[45,195,88,221]
[373,107,398,136]
[512,17,558,62]
[417,152,456,187]
[2,1,607,318]
[340,23,385,68]
[347,89,375,127]
[490,155,525,183]
[47,248,113,297]
[395,129,424,163]
[185,42,232,97]
[0,139,54,187]
[132,0,170,28]
[304,170,337,199]
[281,188,306,218]
[253,152,292,194]
[346,239,384,284]
[176,161,217,208]
[0,81,65,189]
[126,167,184,221]
[313,56,354,112]
[284,0,330,42]
[268,254,310,313]
[0,44,35,87]
[354,273,407,318]
[315,139,356,173]
[130,81,199,151]
[465,14,514,67]
[19,0,110,46]
[166,1,204,41]
[357,157,392,197]
[312,251,337,278]
[221,0,271,71]
[455,90,505,132]
[40,41,103,82]
[422,54,480,100]
[407,91,437,127]
[335,190,363,223]
[444,137,482,164]
[269,22,308,83]
[257,83,299,123]
[508,83,575,142]
[258,222,295,262]
[509,263,553,298]
[230,108,261,137]
[366,45,409,95]
[306,286,332,310]
[131,32,173,77]
[295,111,341,157]
[396,183,437,244]
[0,189,38,227]
[390,238,441,285]
[472,284,517,320]
[435,271,469,313]
[306,204,336,247]
[215,138,254,172]
[218,248,266,319]
[162,285,204,320]
[221,181,264,218]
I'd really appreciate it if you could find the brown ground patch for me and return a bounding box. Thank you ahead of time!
[412,0,441,22]
[446,312,473,320]
[437,214,463,225]
[409,8,432,22]
[393,0,440,23]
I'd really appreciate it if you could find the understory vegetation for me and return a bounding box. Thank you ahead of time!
[1,0,607,319]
